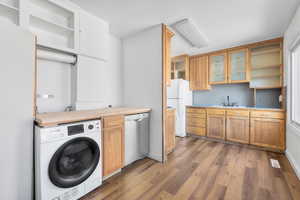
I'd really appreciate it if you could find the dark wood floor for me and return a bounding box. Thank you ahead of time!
[82,137,300,200]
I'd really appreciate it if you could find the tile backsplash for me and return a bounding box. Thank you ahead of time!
[193,84,254,106]
[193,83,280,108]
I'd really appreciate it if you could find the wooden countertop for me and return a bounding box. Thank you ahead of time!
[35,107,151,127]
[167,107,176,111]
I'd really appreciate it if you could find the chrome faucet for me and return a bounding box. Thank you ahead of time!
[227,96,230,106]
[222,96,238,107]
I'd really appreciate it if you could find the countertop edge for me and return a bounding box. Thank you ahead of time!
[186,105,285,112]
[35,107,152,127]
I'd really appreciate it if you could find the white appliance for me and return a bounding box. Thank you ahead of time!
[35,120,102,200]
[167,79,193,137]
[125,113,150,166]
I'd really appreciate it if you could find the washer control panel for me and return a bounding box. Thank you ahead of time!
[38,120,101,143]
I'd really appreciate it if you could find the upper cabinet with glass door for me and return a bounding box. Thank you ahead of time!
[228,48,249,83]
[171,54,189,80]
[209,51,227,84]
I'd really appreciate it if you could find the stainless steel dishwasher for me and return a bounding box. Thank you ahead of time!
[124,113,150,166]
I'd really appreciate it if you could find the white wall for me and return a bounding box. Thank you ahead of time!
[284,5,300,179]
[171,34,191,57]
[37,59,72,113]
[0,21,35,200]
[123,25,163,162]
[105,34,123,106]
[38,34,123,113]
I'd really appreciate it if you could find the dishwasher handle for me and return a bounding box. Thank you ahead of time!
[125,113,149,122]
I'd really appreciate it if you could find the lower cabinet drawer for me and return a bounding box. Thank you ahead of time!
[187,113,206,119]
[207,109,226,116]
[250,111,285,119]
[187,117,206,127]
[227,110,249,117]
[103,115,124,128]
[186,108,206,114]
[186,126,206,136]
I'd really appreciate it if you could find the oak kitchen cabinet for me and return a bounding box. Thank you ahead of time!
[209,51,228,84]
[209,49,249,85]
[103,115,124,177]
[186,107,206,136]
[171,54,189,80]
[207,109,226,139]
[165,108,176,154]
[250,111,285,150]
[189,38,283,89]
[189,55,211,90]
[186,106,286,151]
[249,41,283,88]
[226,110,250,144]
[228,48,249,83]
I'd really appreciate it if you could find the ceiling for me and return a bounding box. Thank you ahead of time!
[71,0,300,55]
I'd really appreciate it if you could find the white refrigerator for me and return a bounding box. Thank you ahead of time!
[167,79,193,137]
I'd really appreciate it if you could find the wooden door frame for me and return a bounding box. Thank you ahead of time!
[162,24,174,162]
[162,24,167,163]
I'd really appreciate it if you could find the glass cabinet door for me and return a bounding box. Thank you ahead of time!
[209,52,227,84]
[228,49,249,83]
[171,54,189,80]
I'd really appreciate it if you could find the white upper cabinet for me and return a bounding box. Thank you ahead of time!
[79,10,109,61]
[76,55,107,110]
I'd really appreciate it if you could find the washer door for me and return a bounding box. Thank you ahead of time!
[48,137,100,188]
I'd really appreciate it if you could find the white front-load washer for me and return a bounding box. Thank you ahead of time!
[35,120,102,200]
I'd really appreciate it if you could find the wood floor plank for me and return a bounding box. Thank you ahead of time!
[206,184,227,200]
[224,147,250,200]
[81,137,300,200]
[172,141,225,200]
[156,191,174,200]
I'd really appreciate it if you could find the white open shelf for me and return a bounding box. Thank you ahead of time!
[0,0,19,25]
[29,0,76,52]
[252,64,281,70]
[30,25,75,53]
[30,14,74,33]
[30,15,74,36]
[251,48,281,56]
[0,0,18,10]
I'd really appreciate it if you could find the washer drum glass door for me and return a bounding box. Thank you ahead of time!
[49,137,100,188]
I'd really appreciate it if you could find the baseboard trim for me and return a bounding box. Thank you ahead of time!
[103,169,122,181]
[286,150,300,180]
[187,134,284,153]
[147,153,162,162]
